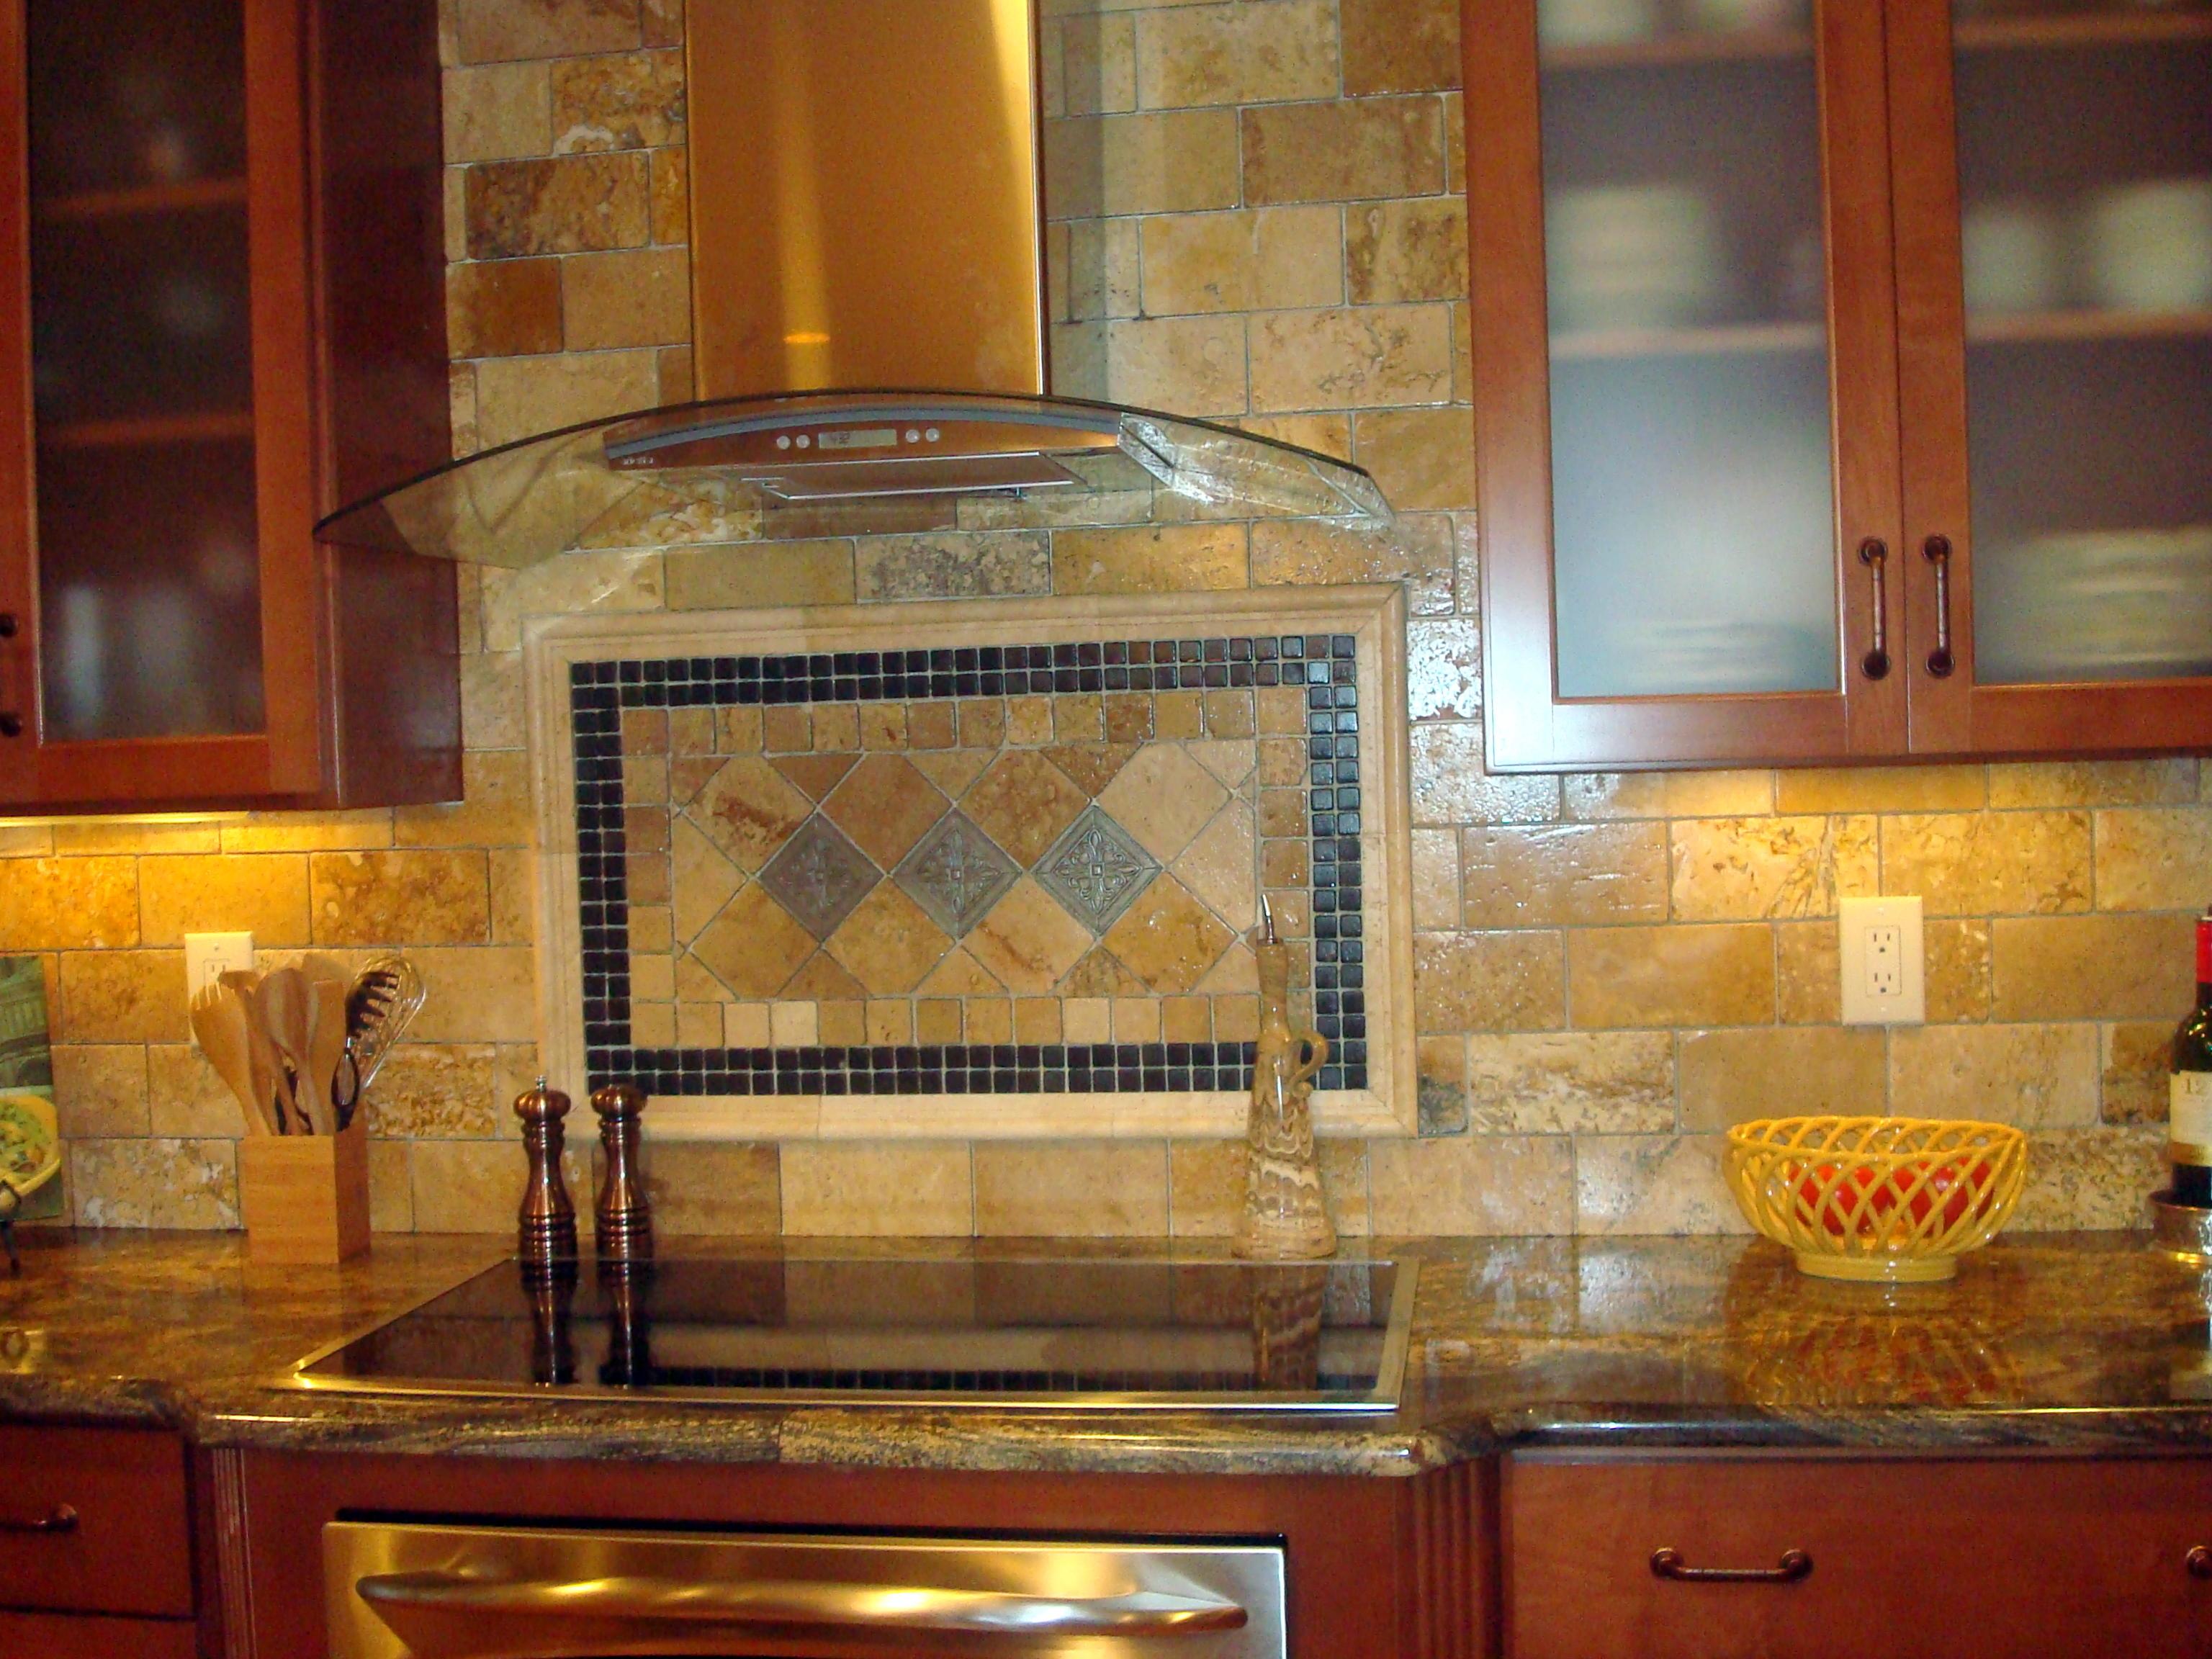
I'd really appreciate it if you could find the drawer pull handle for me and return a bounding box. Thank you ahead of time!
[2188,1546,2212,1580]
[1651,1547,1811,1585]
[0,1503,78,1535]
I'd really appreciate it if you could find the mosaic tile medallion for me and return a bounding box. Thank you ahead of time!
[529,588,1416,1139]
[1035,806,1159,932]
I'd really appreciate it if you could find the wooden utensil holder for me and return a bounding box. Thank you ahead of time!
[238,1120,370,1263]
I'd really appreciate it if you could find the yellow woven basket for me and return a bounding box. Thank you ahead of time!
[1722,1115,2028,1282]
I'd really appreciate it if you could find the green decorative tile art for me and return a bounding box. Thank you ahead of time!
[0,957,62,1221]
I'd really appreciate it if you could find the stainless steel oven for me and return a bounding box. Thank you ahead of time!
[325,1520,1287,1658]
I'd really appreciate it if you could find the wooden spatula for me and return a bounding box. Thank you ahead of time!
[189,984,271,1136]
[255,968,318,1134]
[304,978,347,1137]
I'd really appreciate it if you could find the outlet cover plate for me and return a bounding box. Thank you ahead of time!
[1840,896,1923,1025]
[184,932,255,1005]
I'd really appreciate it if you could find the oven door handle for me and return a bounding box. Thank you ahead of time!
[356,1569,1251,1640]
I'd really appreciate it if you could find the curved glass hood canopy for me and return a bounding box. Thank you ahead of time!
[313,391,1393,570]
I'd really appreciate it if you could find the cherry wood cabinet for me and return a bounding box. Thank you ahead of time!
[1466,0,2212,770]
[0,0,457,812]
[1503,1452,2212,1659]
[213,1449,1485,1659]
[0,1425,199,1656]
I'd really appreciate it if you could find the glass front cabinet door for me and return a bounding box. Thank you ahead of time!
[1467,0,2212,770]
[0,0,457,811]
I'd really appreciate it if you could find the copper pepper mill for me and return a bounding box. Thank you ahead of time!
[590,1083,653,1264]
[513,1076,577,1267]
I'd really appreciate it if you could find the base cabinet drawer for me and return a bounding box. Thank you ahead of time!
[0,1610,197,1658]
[0,1426,193,1619]
[1506,1455,2212,1659]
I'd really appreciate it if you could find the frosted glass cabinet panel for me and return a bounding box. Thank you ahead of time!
[1539,26,1840,699]
[1951,10,2212,685]
[24,0,262,742]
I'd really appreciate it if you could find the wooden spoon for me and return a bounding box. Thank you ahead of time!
[189,984,271,1136]
[255,968,317,1135]
[218,972,286,1134]
[304,978,348,1138]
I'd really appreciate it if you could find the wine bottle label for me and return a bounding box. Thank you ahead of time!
[2172,1073,2212,1159]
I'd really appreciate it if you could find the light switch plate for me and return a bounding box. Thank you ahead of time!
[1839,896,1923,1025]
[184,932,255,1009]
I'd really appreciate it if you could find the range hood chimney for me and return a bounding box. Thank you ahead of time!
[313,0,1389,564]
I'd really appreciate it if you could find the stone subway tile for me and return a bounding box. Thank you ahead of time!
[548,48,685,153]
[1990,912,2194,1022]
[1043,109,1241,220]
[1346,198,1469,305]
[446,258,562,359]
[1561,770,1774,822]
[472,350,660,449]
[443,61,554,163]
[1574,1135,1752,1235]
[1052,523,1250,595]
[1098,315,1249,417]
[1341,0,1462,95]
[1678,1025,1886,1130]
[975,1141,1167,1236]
[1889,1022,2100,1128]
[1368,1133,1573,1234]
[395,948,538,1044]
[310,850,493,946]
[1925,917,1992,1023]
[649,1143,781,1235]
[1066,218,1141,320]
[1465,1030,1674,1133]
[1060,12,1136,117]
[1135,0,1338,109]
[1776,765,1986,814]
[1251,514,1457,616]
[1414,930,1567,1033]
[1352,406,1477,511]
[1668,814,1877,922]
[1138,207,1343,317]
[1249,305,1452,412]
[50,1045,150,1139]
[1241,97,1447,206]
[1410,827,1461,930]
[68,1138,238,1230]
[561,246,690,349]
[2010,1127,2164,1231]
[2093,807,2212,912]
[2103,1021,2173,1126]
[451,0,644,63]
[1461,822,1669,929]
[464,153,651,258]
[56,952,186,1044]
[412,1139,554,1233]
[146,1042,253,1138]
[1991,758,2198,809]
[1880,810,2092,916]
[649,146,688,243]
[1567,924,1775,1029]
[395,750,536,850]
[856,531,1052,602]
[781,1141,973,1236]
[1410,724,1562,826]
[0,856,138,951]
[361,1045,503,1138]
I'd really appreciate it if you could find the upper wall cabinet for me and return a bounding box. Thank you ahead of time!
[1466,0,2212,770]
[0,0,457,812]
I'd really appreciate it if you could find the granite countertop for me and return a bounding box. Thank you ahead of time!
[6,1228,2212,1476]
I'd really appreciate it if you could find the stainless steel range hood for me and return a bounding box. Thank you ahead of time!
[313,0,1390,565]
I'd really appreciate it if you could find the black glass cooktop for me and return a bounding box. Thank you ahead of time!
[282,1256,1415,1413]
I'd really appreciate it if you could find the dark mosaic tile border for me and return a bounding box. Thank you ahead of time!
[570,634,1368,1099]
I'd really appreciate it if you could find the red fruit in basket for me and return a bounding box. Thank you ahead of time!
[1796,1164,1884,1236]
[1893,1156,1995,1230]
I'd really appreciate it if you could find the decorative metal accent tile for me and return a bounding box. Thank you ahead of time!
[894,811,1020,938]
[566,630,1371,1099]
[756,816,881,940]
[1034,805,1159,933]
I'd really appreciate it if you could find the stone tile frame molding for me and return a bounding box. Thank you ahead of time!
[524,586,1417,1143]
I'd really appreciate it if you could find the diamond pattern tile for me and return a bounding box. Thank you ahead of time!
[1035,805,1161,934]
[756,815,881,940]
[894,810,1020,938]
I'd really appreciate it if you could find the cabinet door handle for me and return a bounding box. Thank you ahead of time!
[1651,1547,1812,1585]
[0,611,19,737]
[2188,1545,2212,1580]
[0,1503,78,1534]
[1857,538,1890,680]
[1923,534,1955,678]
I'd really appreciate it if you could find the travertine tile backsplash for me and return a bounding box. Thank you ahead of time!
[3,0,2200,1236]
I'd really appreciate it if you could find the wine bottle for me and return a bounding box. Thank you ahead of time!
[2170,905,2212,1209]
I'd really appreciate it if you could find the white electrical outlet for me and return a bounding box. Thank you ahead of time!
[1839,897,1923,1025]
[184,932,255,1007]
